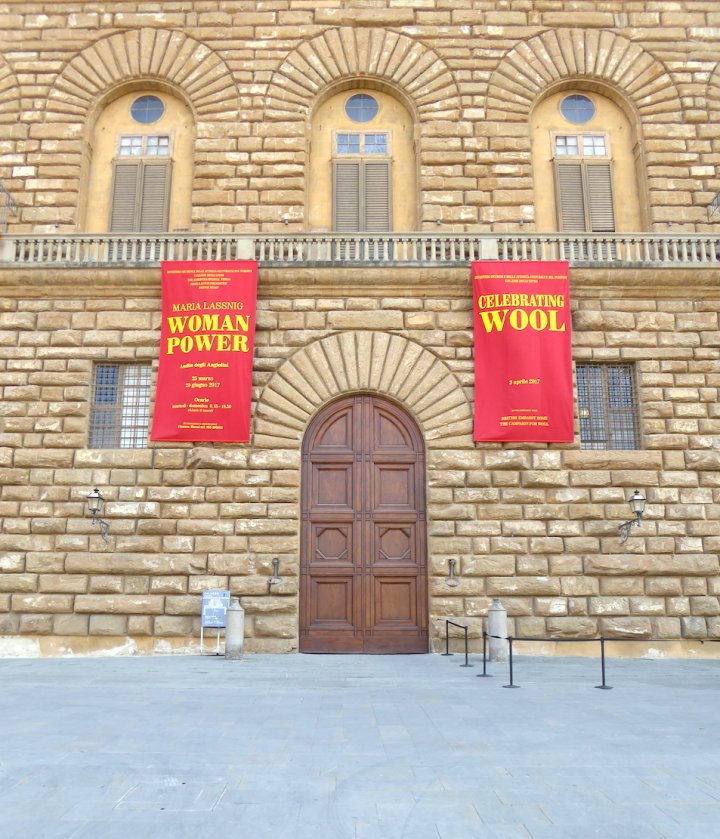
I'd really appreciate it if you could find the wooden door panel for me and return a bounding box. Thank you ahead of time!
[373,525,413,565]
[310,463,354,511]
[372,578,418,625]
[301,394,427,653]
[372,464,415,511]
[310,524,353,566]
[309,576,355,626]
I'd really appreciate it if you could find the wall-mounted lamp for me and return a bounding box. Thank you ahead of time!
[444,558,460,588]
[86,488,110,542]
[268,557,283,590]
[618,489,646,545]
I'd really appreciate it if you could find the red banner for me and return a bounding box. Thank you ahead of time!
[472,261,573,442]
[151,260,258,442]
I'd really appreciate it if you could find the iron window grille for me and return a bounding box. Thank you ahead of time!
[89,364,152,448]
[576,363,640,450]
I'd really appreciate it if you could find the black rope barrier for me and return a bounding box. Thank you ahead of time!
[443,620,473,667]
[480,633,719,689]
[477,630,491,678]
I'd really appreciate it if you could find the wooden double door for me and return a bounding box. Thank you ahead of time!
[300,395,428,653]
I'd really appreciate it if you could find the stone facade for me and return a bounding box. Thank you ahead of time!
[0,1,718,656]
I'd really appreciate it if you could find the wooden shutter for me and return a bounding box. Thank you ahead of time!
[138,161,171,232]
[363,161,391,232]
[109,160,171,233]
[109,163,141,232]
[333,162,361,231]
[585,163,615,232]
[555,162,586,232]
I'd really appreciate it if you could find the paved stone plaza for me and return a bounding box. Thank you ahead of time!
[0,652,718,838]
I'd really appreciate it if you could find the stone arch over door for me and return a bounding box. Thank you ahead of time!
[300,393,428,653]
[254,330,472,449]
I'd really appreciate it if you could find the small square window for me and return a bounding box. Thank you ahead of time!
[583,135,607,156]
[337,133,361,154]
[146,136,170,157]
[555,136,579,156]
[576,363,640,450]
[119,136,143,156]
[363,134,388,154]
[89,364,151,448]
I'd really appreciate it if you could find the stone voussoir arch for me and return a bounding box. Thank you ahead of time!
[263,27,461,122]
[486,29,682,123]
[707,61,720,120]
[44,28,238,124]
[0,54,19,124]
[254,331,472,449]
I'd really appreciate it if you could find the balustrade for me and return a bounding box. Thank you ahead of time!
[1,233,718,268]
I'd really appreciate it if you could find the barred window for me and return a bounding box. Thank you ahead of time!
[89,364,151,448]
[576,363,640,450]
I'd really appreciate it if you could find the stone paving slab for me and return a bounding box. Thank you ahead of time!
[0,653,718,838]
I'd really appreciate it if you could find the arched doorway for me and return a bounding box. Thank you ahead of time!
[300,394,428,653]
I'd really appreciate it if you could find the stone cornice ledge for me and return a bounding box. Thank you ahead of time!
[0,265,718,299]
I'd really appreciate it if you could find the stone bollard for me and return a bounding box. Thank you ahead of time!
[487,598,508,662]
[224,597,245,660]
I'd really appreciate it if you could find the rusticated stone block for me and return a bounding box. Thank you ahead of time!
[487,577,560,596]
[0,614,20,633]
[463,556,515,576]
[653,617,682,639]
[515,617,546,637]
[0,574,38,592]
[154,616,193,636]
[253,615,296,638]
[584,556,650,576]
[11,594,73,613]
[89,615,128,635]
[240,596,295,614]
[75,595,164,615]
[600,578,644,596]
[517,556,549,575]
[681,617,707,638]
[128,616,153,636]
[52,614,89,635]
[19,614,53,634]
[589,597,629,616]
[561,576,598,596]
[546,617,598,638]
[534,597,568,617]
[598,618,652,638]
[690,596,720,616]
[645,577,682,596]
[629,597,666,615]
[165,596,201,616]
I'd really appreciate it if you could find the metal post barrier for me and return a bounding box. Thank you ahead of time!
[477,629,491,678]
[595,637,612,690]
[443,619,451,656]
[443,620,473,667]
[502,636,520,688]
[461,625,472,668]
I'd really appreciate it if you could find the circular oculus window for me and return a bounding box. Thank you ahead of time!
[130,95,165,124]
[345,94,379,123]
[559,94,595,124]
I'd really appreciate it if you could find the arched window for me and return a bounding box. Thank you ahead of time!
[531,89,644,232]
[308,87,417,232]
[83,89,193,233]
